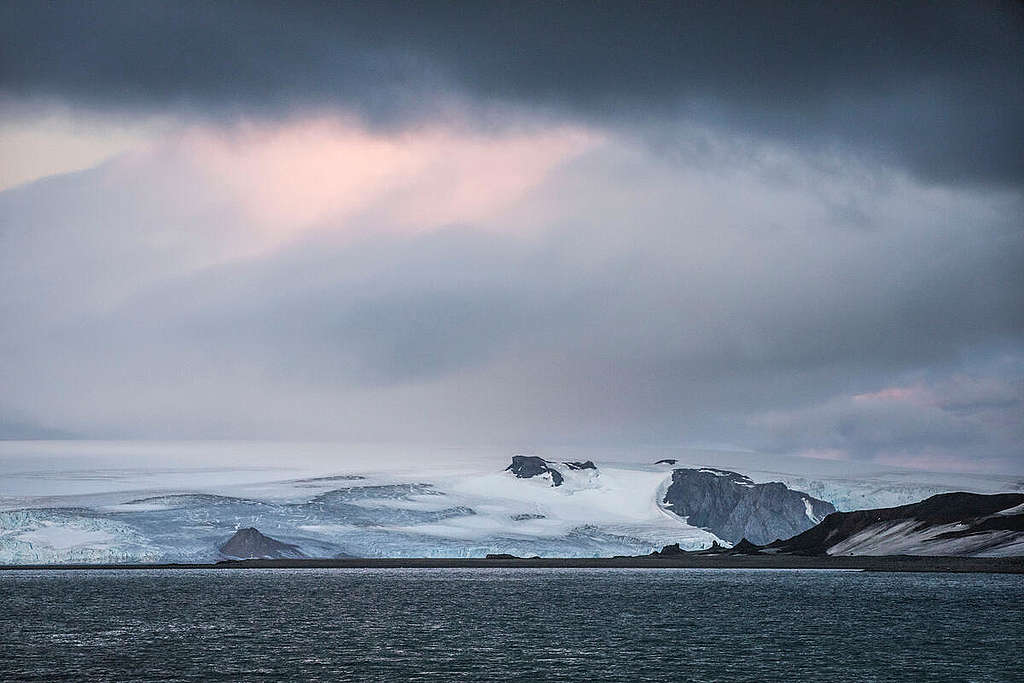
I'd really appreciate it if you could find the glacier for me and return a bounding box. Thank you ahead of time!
[0,441,1021,564]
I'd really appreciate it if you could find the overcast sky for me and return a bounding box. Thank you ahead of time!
[1,2,1021,473]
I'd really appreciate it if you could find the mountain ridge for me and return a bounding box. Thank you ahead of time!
[661,467,835,545]
[766,491,1024,557]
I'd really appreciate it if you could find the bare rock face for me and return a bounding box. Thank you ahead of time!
[219,527,305,559]
[662,468,835,545]
[506,456,564,485]
[505,456,598,487]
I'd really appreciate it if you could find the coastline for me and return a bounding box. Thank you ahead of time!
[2,555,1022,574]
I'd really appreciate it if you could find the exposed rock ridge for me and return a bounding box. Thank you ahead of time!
[768,492,1024,557]
[662,468,835,545]
[652,538,763,556]
[219,527,306,559]
[505,455,596,487]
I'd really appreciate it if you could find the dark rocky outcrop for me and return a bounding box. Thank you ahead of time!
[219,528,305,560]
[769,492,1024,556]
[662,468,835,545]
[506,455,563,485]
[650,543,685,557]
[730,538,763,555]
[650,539,762,556]
[510,513,547,521]
[505,455,599,487]
[654,459,678,465]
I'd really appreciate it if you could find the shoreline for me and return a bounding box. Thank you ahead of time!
[2,555,1022,574]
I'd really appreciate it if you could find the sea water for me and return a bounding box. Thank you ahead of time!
[1,568,1021,681]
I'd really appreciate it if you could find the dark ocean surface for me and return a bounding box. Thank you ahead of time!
[1,568,1021,681]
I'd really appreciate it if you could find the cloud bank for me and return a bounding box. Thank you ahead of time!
[1,3,1021,473]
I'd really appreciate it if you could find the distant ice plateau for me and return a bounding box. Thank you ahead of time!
[0,442,1021,564]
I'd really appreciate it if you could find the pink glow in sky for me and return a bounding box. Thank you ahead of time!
[796,448,850,462]
[176,118,598,248]
[852,387,924,404]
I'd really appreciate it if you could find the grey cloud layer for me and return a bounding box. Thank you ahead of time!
[2,2,1022,471]
[1,133,1021,471]
[2,1,1023,185]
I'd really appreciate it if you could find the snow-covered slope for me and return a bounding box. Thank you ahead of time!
[0,451,720,562]
[770,493,1024,557]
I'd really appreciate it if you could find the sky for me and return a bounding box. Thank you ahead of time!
[0,2,1022,474]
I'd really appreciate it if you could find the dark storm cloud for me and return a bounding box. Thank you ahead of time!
[2,1,1023,185]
